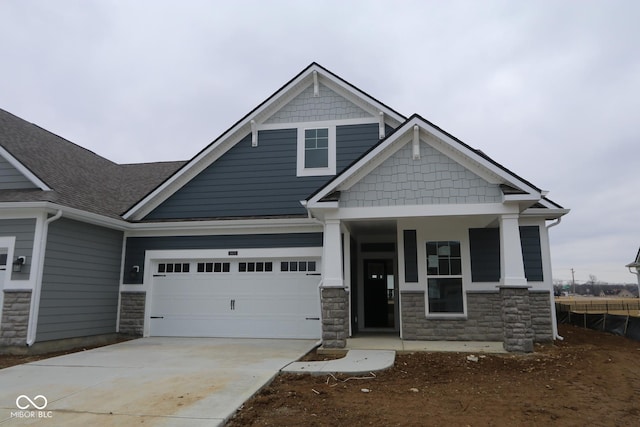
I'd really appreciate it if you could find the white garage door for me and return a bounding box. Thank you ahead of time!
[149,258,321,339]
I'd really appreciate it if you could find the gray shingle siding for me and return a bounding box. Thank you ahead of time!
[146,123,380,220]
[264,83,372,124]
[123,232,323,284]
[340,141,502,207]
[36,218,123,342]
[0,218,36,280]
[0,156,37,190]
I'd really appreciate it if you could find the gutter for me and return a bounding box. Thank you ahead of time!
[546,217,563,341]
[26,210,63,346]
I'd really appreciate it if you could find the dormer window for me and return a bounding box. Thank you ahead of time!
[297,123,336,176]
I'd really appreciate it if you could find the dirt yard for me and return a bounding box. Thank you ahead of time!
[227,324,640,426]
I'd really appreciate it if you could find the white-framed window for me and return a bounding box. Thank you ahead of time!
[426,241,464,314]
[297,125,336,176]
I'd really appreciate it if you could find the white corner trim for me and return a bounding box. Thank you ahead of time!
[26,210,62,346]
[0,145,51,191]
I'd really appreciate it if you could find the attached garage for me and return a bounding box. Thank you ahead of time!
[146,249,322,339]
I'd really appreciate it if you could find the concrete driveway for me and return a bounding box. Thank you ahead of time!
[0,337,317,426]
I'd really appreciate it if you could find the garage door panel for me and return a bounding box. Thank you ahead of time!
[150,258,321,339]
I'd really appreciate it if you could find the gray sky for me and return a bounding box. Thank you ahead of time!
[1,0,638,284]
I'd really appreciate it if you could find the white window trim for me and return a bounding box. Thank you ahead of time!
[424,240,468,318]
[296,124,336,177]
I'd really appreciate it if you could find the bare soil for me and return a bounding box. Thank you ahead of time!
[227,324,640,426]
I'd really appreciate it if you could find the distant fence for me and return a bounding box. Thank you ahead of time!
[556,301,640,342]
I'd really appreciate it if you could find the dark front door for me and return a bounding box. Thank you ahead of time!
[363,259,394,328]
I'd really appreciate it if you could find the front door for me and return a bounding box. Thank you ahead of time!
[363,259,394,328]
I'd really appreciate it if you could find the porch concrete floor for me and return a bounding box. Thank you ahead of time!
[344,335,507,353]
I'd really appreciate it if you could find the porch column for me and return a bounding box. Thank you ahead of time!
[498,214,534,352]
[322,219,343,287]
[320,219,348,348]
[499,214,527,287]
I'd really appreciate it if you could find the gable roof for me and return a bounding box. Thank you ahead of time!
[306,113,566,215]
[0,108,185,219]
[123,62,407,220]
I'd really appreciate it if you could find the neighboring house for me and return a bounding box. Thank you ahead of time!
[0,63,568,353]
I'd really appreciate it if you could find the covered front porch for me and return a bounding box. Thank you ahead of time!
[318,211,555,353]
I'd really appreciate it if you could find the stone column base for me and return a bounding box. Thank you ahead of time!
[500,286,534,353]
[320,287,348,349]
[119,291,146,336]
[0,290,32,347]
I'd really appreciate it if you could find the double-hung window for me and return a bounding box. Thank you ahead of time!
[304,128,329,168]
[297,124,336,176]
[426,241,464,314]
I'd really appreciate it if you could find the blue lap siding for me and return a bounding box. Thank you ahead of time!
[36,218,123,342]
[145,123,380,220]
[0,218,36,280]
[123,232,324,284]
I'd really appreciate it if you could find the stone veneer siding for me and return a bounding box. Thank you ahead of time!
[119,291,146,336]
[401,292,503,341]
[321,287,349,348]
[530,291,553,342]
[0,290,32,346]
[500,287,534,352]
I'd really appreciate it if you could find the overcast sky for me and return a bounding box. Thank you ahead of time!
[1,1,638,284]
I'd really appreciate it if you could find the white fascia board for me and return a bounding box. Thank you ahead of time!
[0,145,51,191]
[502,193,540,203]
[123,76,315,220]
[123,128,248,220]
[0,201,129,230]
[308,116,544,205]
[416,118,542,196]
[315,70,405,126]
[319,203,519,221]
[307,126,408,205]
[125,64,407,220]
[521,207,570,219]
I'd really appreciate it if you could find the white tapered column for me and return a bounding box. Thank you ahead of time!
[322,219,344,287]
[499,214,527,287]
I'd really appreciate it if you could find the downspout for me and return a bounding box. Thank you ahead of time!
[26,210,63,346]
[546,217,563,340]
